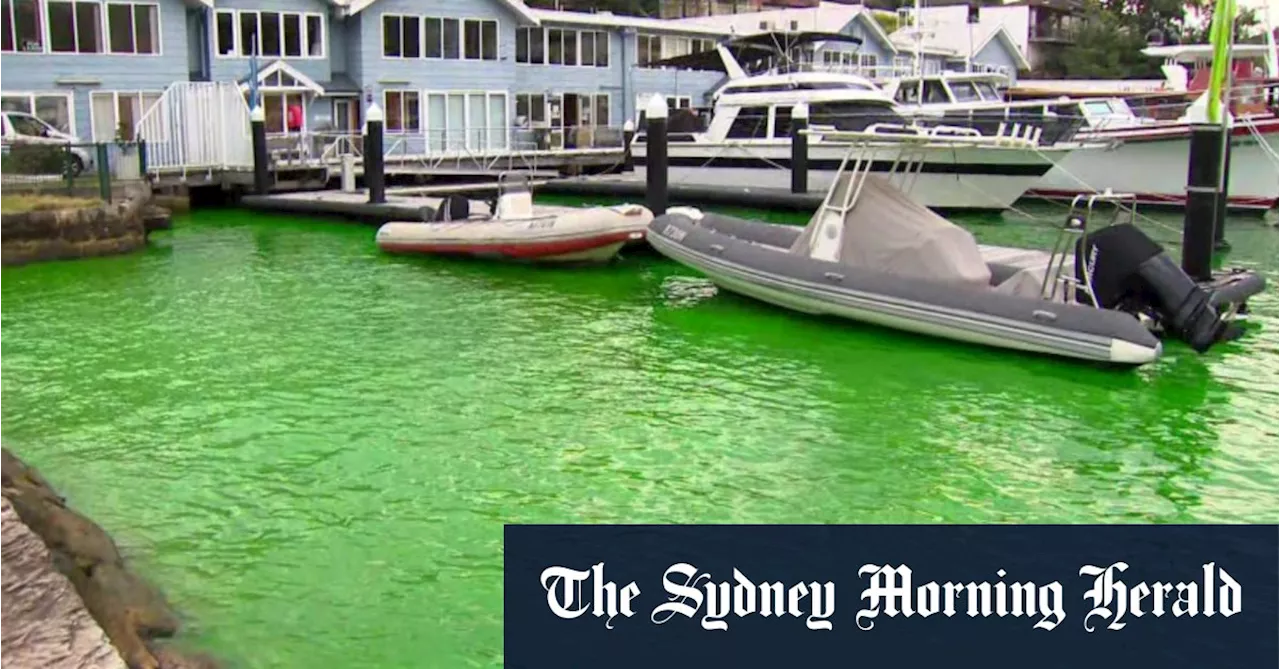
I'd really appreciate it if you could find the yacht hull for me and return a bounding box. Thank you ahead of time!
[632,140,1068,211]
[1027,119,1280,212]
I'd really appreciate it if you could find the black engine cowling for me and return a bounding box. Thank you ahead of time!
[1074,224,1229,353]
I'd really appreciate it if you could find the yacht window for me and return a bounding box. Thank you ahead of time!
[974,82,1000,100]
[895,84,918,105]
[771,106,792,138]
[950,81,983,102]
[809,101,903,131]
[1081,100,1113,116]
[922,81,949,104]
[726,106,769,139]
[793,82,875,91]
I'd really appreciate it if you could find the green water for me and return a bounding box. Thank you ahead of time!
[1,204,1277,668]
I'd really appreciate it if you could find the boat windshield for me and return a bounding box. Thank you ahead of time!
[949,81,984,103]
[1081,100,1121,116]
[973,81,1001,101]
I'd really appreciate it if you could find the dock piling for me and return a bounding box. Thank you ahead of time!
[1213,125,1232,251]
[364,102,386,205]
[644,95,668,217]
[790,102,809,195]
[622,120,636,172]
[251,105,269,195]
[1181,123,1224,281]
[341,154,357,193]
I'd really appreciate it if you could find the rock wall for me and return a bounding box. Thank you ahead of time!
[2,497,128,669]
[1,187,171,267]
[1,449,219,669]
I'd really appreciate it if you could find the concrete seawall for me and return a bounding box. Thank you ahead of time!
[1,187,172,268]
[1,449,218,669]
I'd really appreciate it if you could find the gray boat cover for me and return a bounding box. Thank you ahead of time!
[789,174,992,289]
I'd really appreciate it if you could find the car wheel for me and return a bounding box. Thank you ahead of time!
[66,154,84,177]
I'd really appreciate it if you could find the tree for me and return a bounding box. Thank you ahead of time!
[1040,2,1160,78]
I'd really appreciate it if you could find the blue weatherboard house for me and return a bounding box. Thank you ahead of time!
[0,0,1028,154]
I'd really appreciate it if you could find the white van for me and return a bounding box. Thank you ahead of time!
[0,111,94,176]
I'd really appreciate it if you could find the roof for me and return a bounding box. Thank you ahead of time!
[526,8,732,37]
[666,2,897,52]
[239,60,326,96]
[652,31,865,72]
[340,0,541,25]
[1141,43,1277,62]
[889,22,1031,71]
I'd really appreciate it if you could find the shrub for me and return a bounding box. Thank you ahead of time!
[1,144,74,176]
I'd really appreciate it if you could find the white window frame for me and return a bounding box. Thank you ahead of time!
[45,0,104,55]
[0,91,76,135]
[88,89,164,141]
[381,13,423,59]
[104,2,161,56]
[1,0,46,53]
[637,33,666,68]
[382,89,421,134]
[422,89,508,151]
[514,92,548,126]
[213,9,325,59]
[380,15,496,62]
[517,27,608,68]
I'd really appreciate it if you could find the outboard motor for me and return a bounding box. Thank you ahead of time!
[1074,224,1231,352]
[433,194,470,222]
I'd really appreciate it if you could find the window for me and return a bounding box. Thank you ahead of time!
[384,90,420,133]
[306,15,321,56]
[215,10,234,55]
[106,2,158,54]
[283,13,301,57]
[238,11,257,55]
[726,106,768,139]
[771,105,791,138]
[637,34,661,67]
[516,93,547,125]
[215,10,324,58]
[949,81,982,102]
[90,90,161,141]
[593,94,609,127]
[922,80,949,104]
[254,91,304,133]
[424,17,441,58]
[859,53,877,72]
[580,30,594,67]
[423,90,508,151]
[547,28,565,65]
[974,81,1000,101]
[48,1,102,54]
[1,93,73,133]
[579,30,607,67]
[809,101,903,131]
[384,15,494,61]
[2,0,43,53]
[441,18,458,59]
[383,15,421,58]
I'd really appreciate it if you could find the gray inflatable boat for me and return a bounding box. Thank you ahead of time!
[646,174,1264,366]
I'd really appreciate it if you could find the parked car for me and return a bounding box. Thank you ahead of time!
[0,111,94,176]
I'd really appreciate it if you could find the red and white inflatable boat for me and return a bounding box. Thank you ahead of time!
[376,175,652,264]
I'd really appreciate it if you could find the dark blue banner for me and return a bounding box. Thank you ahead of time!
[504,525,1277,668]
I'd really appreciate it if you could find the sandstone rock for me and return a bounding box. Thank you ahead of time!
[2,497,128,669]
[2,449,221,669]
[1,188,154,267]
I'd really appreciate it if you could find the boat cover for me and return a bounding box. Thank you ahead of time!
[789,174,993,289]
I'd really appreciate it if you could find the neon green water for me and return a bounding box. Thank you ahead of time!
[2,205,1277,667]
